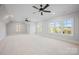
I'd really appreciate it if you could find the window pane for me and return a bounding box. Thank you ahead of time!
[49,22,55,33]
[63,19,73,34]
[55,21,62,33]
[49,21,62,33]
[16,24,20,32]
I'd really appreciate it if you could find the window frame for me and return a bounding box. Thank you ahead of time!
[48,18,74,36]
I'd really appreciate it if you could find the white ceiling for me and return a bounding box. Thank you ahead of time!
[0,4,79,23]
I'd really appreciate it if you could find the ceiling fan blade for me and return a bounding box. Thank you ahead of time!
[43,10,51,13]
[43,4,49,10]
[40,4,43,8]
[25,20,30,22]
[27,20,31,22]
[42,4,49,10]
[41,12,43,15]
[32,6,39,10]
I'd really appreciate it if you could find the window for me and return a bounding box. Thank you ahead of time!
[16,23,21,32]
[37,23,42,32]
[49,21,62,33]
[63,19,73,35]
[55,21,62,33]
[49,22,55,33]
[49,18,73,35]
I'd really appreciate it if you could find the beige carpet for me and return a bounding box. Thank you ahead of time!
[0,34,79,55]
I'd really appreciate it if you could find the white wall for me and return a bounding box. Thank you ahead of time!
[6,21,37,35]
[0,21,6,40]
[30,22,36,34]
[6,21,28,35]
[36,12,79,44]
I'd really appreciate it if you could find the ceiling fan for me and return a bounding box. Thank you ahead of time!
[25,18,31,22]
[32,4,51,15]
